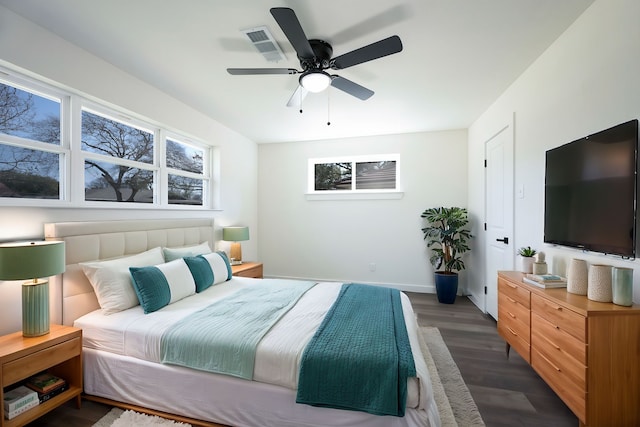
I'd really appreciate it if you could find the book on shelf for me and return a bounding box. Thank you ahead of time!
[25,372,66,394]
[38,382,68,404]
[3,385,38,417]
[5,398,38,420]
[523,276,567,289]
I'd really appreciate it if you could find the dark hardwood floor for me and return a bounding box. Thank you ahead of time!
[27,292,577,426]
[408,292,578,427]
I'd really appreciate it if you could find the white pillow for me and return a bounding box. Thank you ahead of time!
[80,247,165,314]
[162,242,211,262]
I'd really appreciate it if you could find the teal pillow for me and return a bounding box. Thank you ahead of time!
[184,251,232,293]
[129,259,196,313]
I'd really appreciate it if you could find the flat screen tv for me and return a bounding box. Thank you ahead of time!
[544,119,639,257]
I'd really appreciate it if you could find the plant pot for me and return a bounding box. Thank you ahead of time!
[434,271,458,304]
[518,256,535,273]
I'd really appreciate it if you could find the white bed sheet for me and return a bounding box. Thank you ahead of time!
[75,277,438,425]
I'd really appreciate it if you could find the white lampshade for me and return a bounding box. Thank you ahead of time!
[299,71,331,93]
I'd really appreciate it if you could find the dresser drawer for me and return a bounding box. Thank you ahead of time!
[531,325,586,390]
[3,337,81,385]
[532,348,586,423]
[498,321,531,363]
[532,312,586,365]
[531,294,585,342]
[499,277,530,308]
[499,291,530,327]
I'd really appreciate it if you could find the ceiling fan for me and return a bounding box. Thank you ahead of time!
[227,7,403,106]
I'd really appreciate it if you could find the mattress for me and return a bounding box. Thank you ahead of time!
[75,277,437,425]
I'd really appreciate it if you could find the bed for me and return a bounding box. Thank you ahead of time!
[44,218,441,427]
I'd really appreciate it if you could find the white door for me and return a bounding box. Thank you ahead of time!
[485,121,514,319]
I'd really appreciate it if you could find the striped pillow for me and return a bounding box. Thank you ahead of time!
[183,251,232,293]
[129,259,196,314]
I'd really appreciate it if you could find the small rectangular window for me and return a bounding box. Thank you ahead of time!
[0,82,61,144]
[309,155,399,193]
[81,110,154,164]
[0,145,60,198]
[84,159,154,203]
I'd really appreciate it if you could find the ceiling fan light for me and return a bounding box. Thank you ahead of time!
[299,71,331,93]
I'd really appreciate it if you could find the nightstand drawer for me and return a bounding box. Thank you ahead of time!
[232,262,263,278]
[3,337,81,386]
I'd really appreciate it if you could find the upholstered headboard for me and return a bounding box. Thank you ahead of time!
[44,218,214,326]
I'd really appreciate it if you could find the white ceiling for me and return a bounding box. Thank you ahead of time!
[1,0,594,143]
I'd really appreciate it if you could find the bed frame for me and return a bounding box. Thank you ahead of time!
[43,218,437,427]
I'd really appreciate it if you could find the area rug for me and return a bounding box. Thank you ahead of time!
[421,326,485,427]
[92,408,192,427]
[94,327,483,427]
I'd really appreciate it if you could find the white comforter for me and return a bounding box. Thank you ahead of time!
[74,277,431,411]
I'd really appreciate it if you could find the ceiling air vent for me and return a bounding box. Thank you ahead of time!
[241,26,286,63]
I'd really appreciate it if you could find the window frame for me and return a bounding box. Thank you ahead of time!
[306,154,403,201]
[0,67,216,210]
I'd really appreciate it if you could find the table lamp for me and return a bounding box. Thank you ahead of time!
[0,241,65,337]
[222,226,249,265]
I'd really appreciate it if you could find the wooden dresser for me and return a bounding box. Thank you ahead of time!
[497,271,640,427]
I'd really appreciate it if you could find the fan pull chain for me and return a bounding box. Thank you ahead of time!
[299,87,303,114]
[327,87,331,126]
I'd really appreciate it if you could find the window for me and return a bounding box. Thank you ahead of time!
[82,109,156,203]
[0,67,214,209]
[165,137,205,206]
[309,155,400,193]
[0,80,64,200]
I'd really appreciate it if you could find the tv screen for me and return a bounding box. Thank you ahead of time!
[544,119,639,257]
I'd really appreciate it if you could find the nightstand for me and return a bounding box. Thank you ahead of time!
[0,325,82,427]
[232,262,263,278]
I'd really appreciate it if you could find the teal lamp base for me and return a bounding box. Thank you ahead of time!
[22,280,50,337]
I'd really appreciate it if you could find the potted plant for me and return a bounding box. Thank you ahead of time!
[420,207,471,304]
[517,246,537,273]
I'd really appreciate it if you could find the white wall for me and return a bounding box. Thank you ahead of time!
[0,7,259,334]
[468,0,640,305]
[258,130,468,293]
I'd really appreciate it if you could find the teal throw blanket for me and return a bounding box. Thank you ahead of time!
[296,283,416,417]
[161,280,316,379]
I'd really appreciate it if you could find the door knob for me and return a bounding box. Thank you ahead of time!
[496,237,509,244]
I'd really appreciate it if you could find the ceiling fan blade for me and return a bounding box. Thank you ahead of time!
[330,35,403,70]
[330,76,374,100]
[227,68,299,75]
[286,85,309,108]
[270,7,315,59]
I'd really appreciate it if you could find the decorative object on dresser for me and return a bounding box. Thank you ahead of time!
[420,207,471,304]
[231,261,263,279]
[532,252,548,274]
[587,264,612,302]
[497,271,640,427]
[516,246,537,274]
[566,258,588,295]
[0,241,65,337]
[612,267,633,307]
[222,226,250,265]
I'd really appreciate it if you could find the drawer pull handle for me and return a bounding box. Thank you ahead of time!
[506,282,517,289]
[507,327,518,336]
[541,334,561,351]
[507,296,516,303]
[538,352,561,372]
[507,311,516,319]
